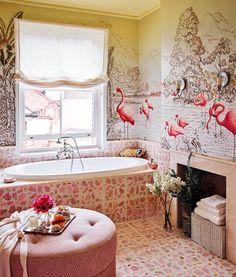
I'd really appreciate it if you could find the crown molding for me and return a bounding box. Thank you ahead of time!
[1,0,160,21]
[137,3,160,20]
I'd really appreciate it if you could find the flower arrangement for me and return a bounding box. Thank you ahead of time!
[146,169,186,230]
[33,194,54,214]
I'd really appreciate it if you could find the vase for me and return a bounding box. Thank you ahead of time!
[163,210,172,230]
[181,202,194,237]
[38,211,51,226]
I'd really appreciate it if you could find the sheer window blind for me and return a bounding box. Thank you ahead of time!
[15,19,108,88]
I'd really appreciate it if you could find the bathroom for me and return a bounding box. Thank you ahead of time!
[0,0,236,276]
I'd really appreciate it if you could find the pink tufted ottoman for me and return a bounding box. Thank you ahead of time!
[10,208,117,277]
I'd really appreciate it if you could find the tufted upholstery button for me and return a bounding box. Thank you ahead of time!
[73,235,80,241]
[11,208,117,277]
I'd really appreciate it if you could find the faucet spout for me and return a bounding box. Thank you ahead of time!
[57,136,84,171]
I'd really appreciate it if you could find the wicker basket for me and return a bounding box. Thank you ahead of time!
[191,212,226,258]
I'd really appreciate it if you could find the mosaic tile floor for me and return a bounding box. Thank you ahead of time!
[116,216,236,277]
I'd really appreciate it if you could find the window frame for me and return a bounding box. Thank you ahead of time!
[16,82,107,154]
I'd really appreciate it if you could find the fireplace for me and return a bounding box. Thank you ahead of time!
[169,150,236,265]
[177,163,226,205]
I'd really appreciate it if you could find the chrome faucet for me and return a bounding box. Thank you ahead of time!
[56,136,84,172]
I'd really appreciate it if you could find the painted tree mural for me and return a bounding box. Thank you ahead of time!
[0,12,23,146]
[161,7,236,161]
[163,7,208,103]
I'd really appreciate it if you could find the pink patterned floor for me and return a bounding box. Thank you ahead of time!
[116,216,236,277]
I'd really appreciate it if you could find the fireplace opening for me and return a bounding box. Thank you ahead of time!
[176,163,226,227]
[177,164,226,198]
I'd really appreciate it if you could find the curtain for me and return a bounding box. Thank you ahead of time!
[15,19,108,88]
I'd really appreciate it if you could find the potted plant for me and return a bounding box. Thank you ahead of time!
[178,152,202,236]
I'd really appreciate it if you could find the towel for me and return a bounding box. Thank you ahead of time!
[0,208,36,277]
[197,201,226,216]
[194,207,225,226]
[200,194,226,210]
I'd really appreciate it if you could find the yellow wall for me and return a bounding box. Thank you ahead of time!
[137,9,161,141]
[0,1,139,66]
[138,9,161,92]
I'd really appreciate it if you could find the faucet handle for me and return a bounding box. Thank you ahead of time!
[64,149,73,159]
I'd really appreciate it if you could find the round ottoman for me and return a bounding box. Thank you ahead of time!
[10,208,117,277]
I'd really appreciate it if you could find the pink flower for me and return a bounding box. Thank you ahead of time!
[33,194,54,213]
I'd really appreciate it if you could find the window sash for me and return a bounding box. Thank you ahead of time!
[16,83,106,153]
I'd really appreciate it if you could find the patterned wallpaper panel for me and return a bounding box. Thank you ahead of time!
[161,5,236,162]
[0,12,23,146]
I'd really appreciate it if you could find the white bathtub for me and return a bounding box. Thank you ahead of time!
[4,157,149,181]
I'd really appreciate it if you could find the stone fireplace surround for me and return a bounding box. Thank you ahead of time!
[169,150,236,265]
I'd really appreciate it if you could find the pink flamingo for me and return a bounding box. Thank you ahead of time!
[116,87,134,139]
[145,99,154,110]
[175,114,189,129]
[194,93,208,107]
[206,103,236,161]
[194,92,208,124]
[171,91,178,97]
[139,105,149,120]
[165,121,184,138]
[165,121,184,148]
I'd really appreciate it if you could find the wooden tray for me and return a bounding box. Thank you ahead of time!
[24,213,76,235]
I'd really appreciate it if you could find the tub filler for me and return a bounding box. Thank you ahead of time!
[4,157,149,181]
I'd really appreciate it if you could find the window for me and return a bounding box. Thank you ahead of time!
[15,19,108,153]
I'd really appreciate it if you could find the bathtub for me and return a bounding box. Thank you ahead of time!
[4,157,149,181]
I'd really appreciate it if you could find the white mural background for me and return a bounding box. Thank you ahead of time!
[160,4,236,162]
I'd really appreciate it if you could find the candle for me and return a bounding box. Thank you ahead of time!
[217,76,222,87]
[176,80,181,90]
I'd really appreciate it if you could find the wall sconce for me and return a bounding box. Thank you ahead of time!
[176,78,186,97]
[217,71,229,93]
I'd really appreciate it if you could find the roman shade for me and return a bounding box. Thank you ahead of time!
[15,19,108,88]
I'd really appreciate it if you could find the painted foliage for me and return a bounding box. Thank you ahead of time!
[0,12,23,146]
[161,7,236,161]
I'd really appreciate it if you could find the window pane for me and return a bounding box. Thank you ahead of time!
[25,90,60,136]
[19,84,102,152]
[61,89,93,134]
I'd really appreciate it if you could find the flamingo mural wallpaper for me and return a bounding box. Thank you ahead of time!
[161,4,236,162]
[0,1,236,162]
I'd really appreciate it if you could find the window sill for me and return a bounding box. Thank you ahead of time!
[17,146,108,158]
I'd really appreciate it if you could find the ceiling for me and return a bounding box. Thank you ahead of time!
[3,0,160,19]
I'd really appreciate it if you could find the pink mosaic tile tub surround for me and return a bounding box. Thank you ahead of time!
[0,140,170,221]
[0,171,163,222]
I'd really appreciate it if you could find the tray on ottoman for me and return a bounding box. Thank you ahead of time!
[24,213,76,235]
